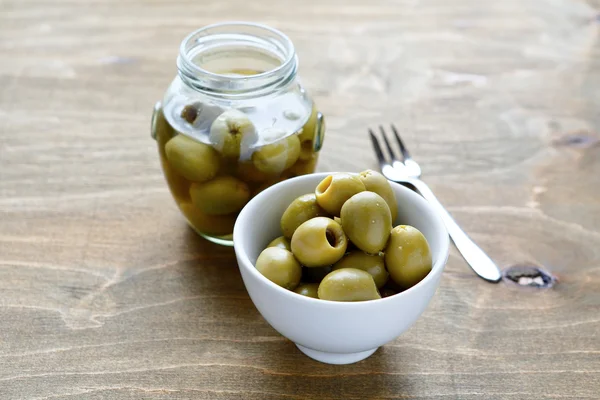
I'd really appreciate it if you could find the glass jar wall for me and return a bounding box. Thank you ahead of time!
[151,22,325,246]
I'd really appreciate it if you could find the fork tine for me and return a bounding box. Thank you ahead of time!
[368,129,386,165]
[379,125,398,161]
[390,124,411,159]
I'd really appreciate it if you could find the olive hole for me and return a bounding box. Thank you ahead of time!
[325,228,337,247]
[316,175,333,195]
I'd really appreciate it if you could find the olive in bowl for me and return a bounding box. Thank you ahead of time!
[233,172,449,365]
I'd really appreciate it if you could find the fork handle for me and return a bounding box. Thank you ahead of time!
[407,179,502,283]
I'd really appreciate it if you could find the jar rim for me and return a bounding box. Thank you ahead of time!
[178,21,296,94]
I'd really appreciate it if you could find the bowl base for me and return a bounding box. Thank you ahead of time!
[295,344,378,365]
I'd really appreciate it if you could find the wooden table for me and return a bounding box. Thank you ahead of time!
[2,0,599,398]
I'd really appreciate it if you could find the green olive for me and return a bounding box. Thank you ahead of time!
[294,283,319,298]
[281,193,327,238]
[299,135,315,161]
[358,169,398,222]
[236,161,273,183]
[252,134,301,174]
[333,251,389,288]
[255,247,302,290]
[165,134,221,182]
[209,109,257,159]
[161,157,190,203]
[216,155,238,177]
[286,156,318,177]
[155,107,176,158]
[212,129,241,159]
[267,236,291,251]
[298,107,325,147]
[179,202,236,236]
[302,265,332,283]
[318,268,381,302]
[340,191,392,254]
[291,217,347,267]
[315,173,365,216]
[385,225,432,289]
[380,288,397,298]
[298,107,319,143]
[252,177,286,196]
[189,176,250,215]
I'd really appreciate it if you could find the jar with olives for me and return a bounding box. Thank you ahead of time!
[151,22,325,245]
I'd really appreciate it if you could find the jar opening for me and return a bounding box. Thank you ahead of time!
[177,22,297,98]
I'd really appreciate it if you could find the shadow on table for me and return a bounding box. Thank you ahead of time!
[180,225,242,286]
[177,224,262,312]
[245,342,415,398]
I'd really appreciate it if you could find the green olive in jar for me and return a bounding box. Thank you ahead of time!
[294,283,319,298]
[291,217,347,267]
[299,136,315,161]
[252,177,286,196]
[280,193,328,238]
[318,268,381,302]
[340,192,392,254]
[333,251,388,288]
[189,176,250,215]
[252,134,301,174]
[315,173,365,216]
[255,247,302,290]
[267,236,291,251]
[298,107,320,142]
[160,158,191,203]
[286,156,318,177]
[209,109,258,159]
[385,225,432,289]
[236,161,273,183]
[358,169,398,222]
[154,107,176,158]
[298,107,325,159]
[179,202,236,236]
[165,134,221,182]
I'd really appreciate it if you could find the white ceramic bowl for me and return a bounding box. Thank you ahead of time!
[233,173,449,364]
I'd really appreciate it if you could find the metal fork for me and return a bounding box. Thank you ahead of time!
[369,125,502,283]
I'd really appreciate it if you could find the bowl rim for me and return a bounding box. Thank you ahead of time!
[233,172,450,307]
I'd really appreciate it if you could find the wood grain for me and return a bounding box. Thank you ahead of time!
[1,0,600,398]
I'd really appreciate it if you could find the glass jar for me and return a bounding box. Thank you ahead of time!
[151,22,325,246]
